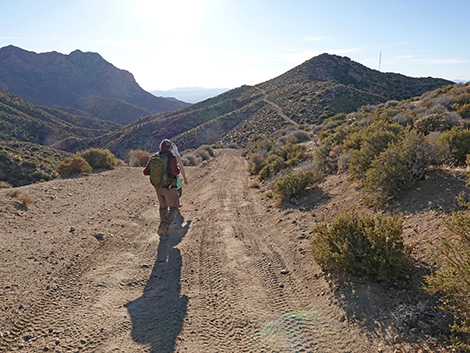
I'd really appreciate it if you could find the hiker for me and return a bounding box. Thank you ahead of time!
[170,141,188,201]
[143,139,181,236]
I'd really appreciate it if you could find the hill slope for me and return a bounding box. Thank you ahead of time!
[59,54,452,157]
[0,88,120,145]
[0,45,189,119]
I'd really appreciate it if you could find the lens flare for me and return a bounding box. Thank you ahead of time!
[252,310,349,352]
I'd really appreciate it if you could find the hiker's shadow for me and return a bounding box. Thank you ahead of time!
[126,213,191,353]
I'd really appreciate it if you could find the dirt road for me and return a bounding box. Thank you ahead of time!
[0,149,455,352]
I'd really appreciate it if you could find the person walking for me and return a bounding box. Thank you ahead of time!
[143,139,181,236]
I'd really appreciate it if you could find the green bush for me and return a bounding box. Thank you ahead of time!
[362,132,431,206]
[258,155,286,181]
[414,114,446,134]
[311,210,410,283]
[128,149,151,167]
[273,169,323,200]
[457,103,470,120]
[424,212,470,351]
[347,123,403,180]
[57,156,92,177]
[438,128,470,165]
[78,148,117,169]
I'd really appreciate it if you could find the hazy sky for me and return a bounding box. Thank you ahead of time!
[1,0,469,91]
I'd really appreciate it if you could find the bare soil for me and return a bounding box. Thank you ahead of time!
[0,148,467,353]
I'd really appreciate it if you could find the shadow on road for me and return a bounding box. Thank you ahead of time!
[126,212,190,353]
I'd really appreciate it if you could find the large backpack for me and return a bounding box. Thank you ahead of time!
[149,152,176,188]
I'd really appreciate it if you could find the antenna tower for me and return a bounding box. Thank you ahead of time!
[379,51,382,71]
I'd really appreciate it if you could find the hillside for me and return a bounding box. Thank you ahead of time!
[0,88,120,145]
[69,96,153,125]
[0,148,462,352]
[57,54,453,158]
[0,45,190,121]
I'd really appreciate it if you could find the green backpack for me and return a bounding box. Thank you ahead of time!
[149,152,176,188]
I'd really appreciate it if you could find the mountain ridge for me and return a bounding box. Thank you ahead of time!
[60,53,451,158]
[0,45,189,121]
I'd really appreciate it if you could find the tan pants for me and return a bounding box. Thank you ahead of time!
[154,186,180,226]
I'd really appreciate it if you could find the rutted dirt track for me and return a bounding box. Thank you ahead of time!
[0,149,458,352]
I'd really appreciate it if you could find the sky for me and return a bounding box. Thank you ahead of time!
[1,0,469,91]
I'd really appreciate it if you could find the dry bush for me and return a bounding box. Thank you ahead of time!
[197,145,215,156]
[181,153,199,166]
[17,194,34,208]
[57,156,92,177]
[195,149,210,161]
[128,149,151,167]
[78,148,117,169]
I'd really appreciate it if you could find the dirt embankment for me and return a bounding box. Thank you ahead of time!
[0,148,465,352]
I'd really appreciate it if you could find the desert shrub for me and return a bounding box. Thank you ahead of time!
[78,148,117,169]
[311,210,410,283]
[273,169,323,201]
[248,134,273,155]
[225,142,239,149]
[438,128,470,165]
[195,148,210,161]
[198,145,215,157]
[337,153,351,171]
[128,149,151,167]
[259,155,286,181]
[17,194,34,208]
[249,153,267,175]
[414,114,446,135]
[424,212,470,351]
[362,132,435,205]
[57,156,92,177]
[457,103,470,120]
[444,112,463,129]
[347,124,403,180]
[314,124,354,172]
[392,112,413,127]
[0,182,12,188]
[181,152,199,166]
[32,170,53,182]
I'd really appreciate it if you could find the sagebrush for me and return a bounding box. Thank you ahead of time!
[311,210,410,283]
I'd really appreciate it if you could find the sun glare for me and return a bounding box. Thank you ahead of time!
[131,0,206,38]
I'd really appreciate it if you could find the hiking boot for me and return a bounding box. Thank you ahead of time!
[158,222,169,236]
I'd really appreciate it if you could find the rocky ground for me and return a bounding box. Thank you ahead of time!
[0,148,467,352]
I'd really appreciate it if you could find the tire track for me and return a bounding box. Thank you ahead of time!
[182,149,372,353]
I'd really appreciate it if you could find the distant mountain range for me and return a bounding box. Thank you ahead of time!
[0,45,189,124]
[151,87,231,104]
[54,53,453,158]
